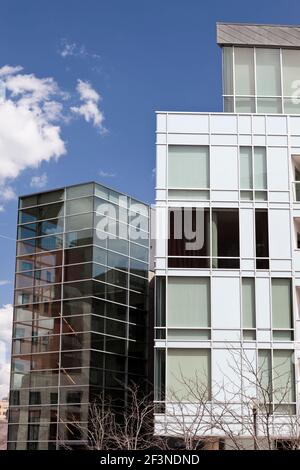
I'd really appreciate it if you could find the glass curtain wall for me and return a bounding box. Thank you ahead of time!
[8,183,150,450]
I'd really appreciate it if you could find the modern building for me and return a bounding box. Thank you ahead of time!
[8,182,150,449]
[154,23,300,448]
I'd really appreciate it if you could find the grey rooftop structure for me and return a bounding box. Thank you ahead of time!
[217,22,300,48]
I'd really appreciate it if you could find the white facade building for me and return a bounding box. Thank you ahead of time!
[154,23,300,448]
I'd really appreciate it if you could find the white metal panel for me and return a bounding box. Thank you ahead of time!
[252,116,266,134]
[252,135,266,146]
[266,116,287,135]
[167,134,210,145]
[238,115,252,134]
[240,208,255,259]
[267,136,288,146]
[210,115,237,134]
[155,207,167,258]
[239,135,252,146]
[289,116,300,135]
[269,209,291,259]
[212,349,241,401]
[211,277,240,329]
[156,145,167,188]
[210,146,238,190]
[210,134,238,146]
[267,147,289,191]
[167,113,209,134]
[255,278,271,329]
[156,113,167,133]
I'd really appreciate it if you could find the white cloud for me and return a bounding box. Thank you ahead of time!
[59,39,100,60]
[71,79,106,133]
[0,65,66,209]
[0,65,23,77]
[0,281,10,286]
[99,169,116,178]
[30,173,48,189]
[0,304,13,399]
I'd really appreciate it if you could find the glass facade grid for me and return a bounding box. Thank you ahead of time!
[9,183,150,449]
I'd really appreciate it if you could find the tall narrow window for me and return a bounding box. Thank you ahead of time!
[256,49,281,97]
[240,147,267,200]
[223,47,233,96]
[273,350,295,411]
[167,349,211,400]
[258,349,272,404]
[255,210,269,269]
[212,209,239,268]
[234,48,255,96]
[168,208,210,268]
[272,279,293,341]
[167,277,210,339]
[240,147,253,200]
[168,146,209,200]
[242,278,256,340]
[155,277,166,339]
[155,349,165,402]
[254,147,267,200]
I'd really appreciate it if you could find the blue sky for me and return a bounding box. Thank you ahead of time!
[0,0,300,394]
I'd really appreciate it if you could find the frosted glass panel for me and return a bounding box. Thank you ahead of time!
[254,147,267,190]
[273,350,295,403]
[258,350,272,399]
[234,48,255,95]
[168,277,210,327]
[257,98,282,114]
[284,99,300,114]
[240,147,253,189]
[223,47,233,95]
[272,279,292,328]
[282,50,300,97]
[168,329,211,340]
[256,49,281,96]
[167,349,211,400]
[168,146,209,189]
[242,278,255,328]
[235,97,255,113]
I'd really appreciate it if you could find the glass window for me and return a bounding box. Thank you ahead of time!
[242,278,255,329]
[129,274,147,293]
[18,207,38,224]
[257,98,282,114]
[20,195,38,209]
[65,197,93,216]
[212,209,239,268]
[66,183,94,199]
[273,350,295,403]
[63,281,93,299]
[40,218,64,236]
[129,258,148,278]
[254,147,267,190]
[168,277,210,328]
[240,147,253,189]
[95,184,109,200]
[38,190,64,205]
[107,237,129,256]
[235,97,255,113]
[282,50,300,97]
[18,223,37,240]
[65,229,93,248]
[223,47,233,95]
[17,240,36,256]
[255,210,269,267]
[65,213,93,232]
[106,268,128,288]
[156,277,166,328]
[168,146,209,189]
[38,202,64,220]
[63,299,93,316]
[256,49,281,96]
[65,246,93,265]
[234,47,255,95]
[107,251,128,271]
[258,349,272,399]
[272,279,292,329]
[167,349,211,400]
[130,243,148,262]
[36,250,63,269]
[37,234,63,252]
[284,98,300,114]
[64,263,92,282]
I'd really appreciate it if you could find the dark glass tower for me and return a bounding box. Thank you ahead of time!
[8,182,150,449]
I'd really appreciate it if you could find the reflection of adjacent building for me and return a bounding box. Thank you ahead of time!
[8,183,150,449]
[0,399,8,422]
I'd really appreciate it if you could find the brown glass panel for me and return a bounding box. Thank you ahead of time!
[31,352,59,370]
[255,209,269,269]
[168,257,210,268]
[64,263,92,282]
[36,250,63,269]
[168,207,210,258]
[64,246,93,265]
